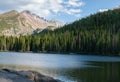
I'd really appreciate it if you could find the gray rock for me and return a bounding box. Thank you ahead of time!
[0,69,62,82]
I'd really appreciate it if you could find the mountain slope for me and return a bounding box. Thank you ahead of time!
[35,7,120,55]
[0,10,63,36]
[52,7,120,34]
[0,7,120,55]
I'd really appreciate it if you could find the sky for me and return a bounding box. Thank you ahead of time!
[0,0,120,23]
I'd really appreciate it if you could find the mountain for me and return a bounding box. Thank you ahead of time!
[0,10,63,36]
[31,7,120,55]
[0,7,120,55]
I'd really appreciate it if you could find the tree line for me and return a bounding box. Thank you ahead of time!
[0,8,120,56]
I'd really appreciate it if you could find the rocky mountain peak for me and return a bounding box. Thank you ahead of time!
[6,10,18,14]
[21,10,31,14]
[0,10,63,36]
[49,19,63,27]
[20,10,49,22]
[1,10,19,17]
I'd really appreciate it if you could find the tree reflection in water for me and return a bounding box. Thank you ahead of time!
[62,62,120,82]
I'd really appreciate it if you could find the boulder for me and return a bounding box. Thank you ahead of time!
[0,69,62,82]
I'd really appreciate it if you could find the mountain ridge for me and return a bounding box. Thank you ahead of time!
[0,10,63,36]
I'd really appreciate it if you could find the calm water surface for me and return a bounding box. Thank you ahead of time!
[0,52,120,82]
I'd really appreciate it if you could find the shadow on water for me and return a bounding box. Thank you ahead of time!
[0,52,120,82]
[0,62,119,82]
[62,62,120,82]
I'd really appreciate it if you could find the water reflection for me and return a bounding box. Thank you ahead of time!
[0,52,120,82]
[62,62,120,82]
[0,62,120,82]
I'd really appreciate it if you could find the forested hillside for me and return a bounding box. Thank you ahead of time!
[1,8,120,56]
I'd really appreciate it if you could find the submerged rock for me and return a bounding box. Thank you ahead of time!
[0,69,62,82]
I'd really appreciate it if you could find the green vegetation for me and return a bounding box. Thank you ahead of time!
[0,8,120,55]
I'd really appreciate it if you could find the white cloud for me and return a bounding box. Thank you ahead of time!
[68,0,85,7]
[0,0,85,18]
[99,9,108,12]
[65,9,82,17]
[68,9,82,13]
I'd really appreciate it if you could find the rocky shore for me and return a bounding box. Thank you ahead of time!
[0,69,62,82]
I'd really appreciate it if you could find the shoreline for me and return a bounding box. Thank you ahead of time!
[0,69,62,82]
[0,51,119,57]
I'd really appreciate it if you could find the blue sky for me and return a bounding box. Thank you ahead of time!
[0,0,120,23]
[57,0,120,23]
[81,0,120,18]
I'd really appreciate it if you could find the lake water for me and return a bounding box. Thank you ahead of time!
[0,52,120,82]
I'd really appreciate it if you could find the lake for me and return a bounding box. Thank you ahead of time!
[0,52,120,82]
